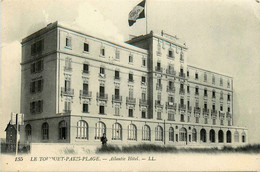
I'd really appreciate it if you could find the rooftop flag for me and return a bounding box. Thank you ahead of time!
[128,0,146,26]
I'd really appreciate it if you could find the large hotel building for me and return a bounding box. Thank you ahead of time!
[20,22,248,147]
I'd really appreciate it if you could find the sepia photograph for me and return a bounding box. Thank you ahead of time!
[1,0,260,171]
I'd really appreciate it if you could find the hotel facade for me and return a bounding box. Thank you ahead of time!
[20,22,248,147]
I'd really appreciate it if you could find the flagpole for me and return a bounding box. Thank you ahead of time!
[145,0,148,34]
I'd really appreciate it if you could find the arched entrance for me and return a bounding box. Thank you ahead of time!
[200,128,206,142]
[179,127,187,144]
[218,130,224,143]
[209,129,215,143]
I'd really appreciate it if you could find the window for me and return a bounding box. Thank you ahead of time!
[196,117,199,123]
[99,105,105,114]
[30,79,43,93]
[31,39,44,55]
[115,70,120,79]
[212,90,216,98]
[204,118,208,124]
[195,73,198,80]
[180,51,184,61]
[129,54,133,63]
[180,114,185,122]
[83,83,88,93]
[213,119,216,125]
[228,120,231,126]
[242,133,246,143]
[64,101,71,112]
[179,127,187,142]
[192,129,197,142]
[84,43,89,52]
[115,49,120,59]
[204,89,207,97]
[128,124,137,140]
[220,105,223,111]
[157,112,161,120]
[31,60,44,73]
[227,80,230,88]
[66,37,71,47]
[141,76,146,84]
[142,125,151,141]
[187,71,189,77]
[142,92,146,100]
[169,127,174,141]
[142,58,146,66]
[156,62,161,71]
[115,106,120,116]
[142,111,146,118]
[100,47,105,56]
[168,50,173,58]
[112,123,122,140]
[95,122,106,139]
[42,122,49,140]
[204,73,207,82]
[100,67,105,74]
[228,107,230,112]
[25,124,32,139]
[212,75,215,84]
[59,120,67,140]
[129,109,133,117]
[30,100,43,114]
[65,57,72,70]
[227,94,231,101]
[187,85,190,93]
[226,130,232,143]
[155,126,163,141]
[82,103,88,113]
[168,113,174,121]
[83,64,89,73]
[220,120,224,125]
[195,87,199,95]
[129,73,134,82]
[76,120,88,139]
[220,91,223,100]
[220,78,223,86]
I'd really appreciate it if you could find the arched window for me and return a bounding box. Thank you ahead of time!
[155,126,163,141]
[192,128,197,142]
[218,130,224,143]
[179,127,187,142]
[241,132,246,143]
[226,130,232,143]
[76,120,88,139]
[95,121,106,140]
[169,127,174,141]
[234,131,239,142]
[209,129,215,143]
[142,125,151,141]
[112,123,122,140]
[25,124,32,140]
[200,129,206,142]
[128,124,137,140]
[59,120,67,140]
[42,122,49,140]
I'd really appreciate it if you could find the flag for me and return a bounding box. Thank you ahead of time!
[128,0,146,26]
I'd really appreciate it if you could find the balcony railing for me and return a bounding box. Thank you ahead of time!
[203,109,209,116]
[179,72,185,79]
[226,112,232,118]
[80,90,92,99]
[178,104,186,112]
[211,109,217,117]
[112,95,122,103]
[166,69,176,76]
[61,87,74,97]
[155,66,163,73]
[155,100,163,109]
[156,83,162,91]
[126,97,136,105]
[139,99,148,106]
[96,92,108,101]
[166,102,177,110]
[194,107,201,115]
[167,86,175,93]
[179,88,185,95]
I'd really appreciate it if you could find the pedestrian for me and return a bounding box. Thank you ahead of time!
[100,133,107,146]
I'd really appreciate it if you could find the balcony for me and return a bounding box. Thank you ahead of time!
[226,112,232,118]
[219,111,225,119]
[61,87,74,97]
[167,86,175,93]
[126,97,136,105]
[179,72,185,79]
[96,92,108,101]
[179,88,185,95]
[155,66,163,73]
[194,107,201,115]
[178,104,186,112]
[203,109,209,116]
[211,109,217,118]
[166,102,177,110]
[139,99,148,106]
[63,109,71,115]
[112,95,122,103]
[166,69,176,76]
[80,90,92,99]
[156,83,162,91]
[187,106,192,113]
[155,100,163,109]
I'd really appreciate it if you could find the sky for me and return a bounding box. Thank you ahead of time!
[1,0,260,143]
